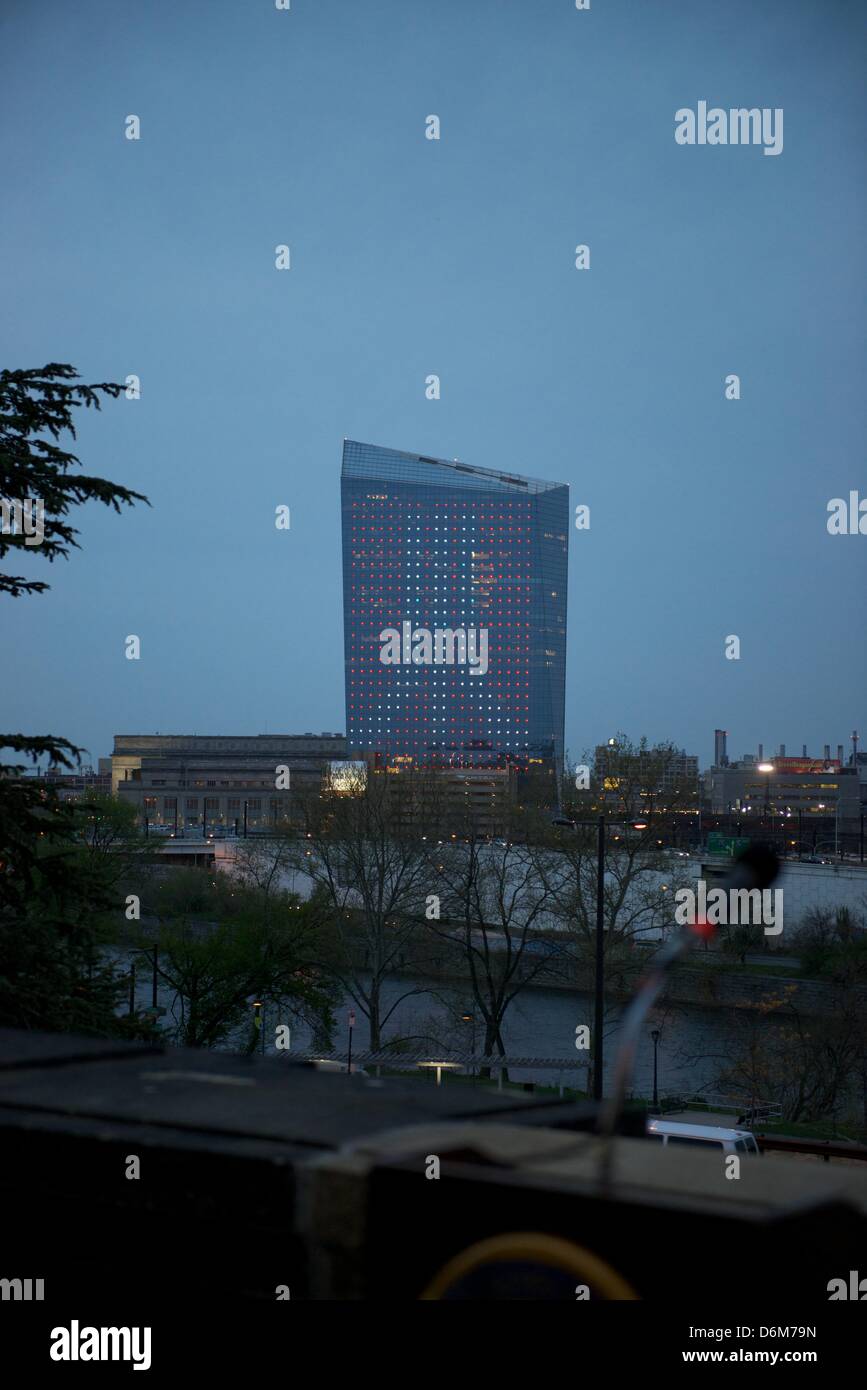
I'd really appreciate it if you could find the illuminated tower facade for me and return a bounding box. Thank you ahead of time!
[341,441,568,780]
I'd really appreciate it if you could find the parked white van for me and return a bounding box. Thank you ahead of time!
[647,1118,761,1156]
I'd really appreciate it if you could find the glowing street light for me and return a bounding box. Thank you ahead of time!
[756,762,777,824]
[419,1061,464,1084]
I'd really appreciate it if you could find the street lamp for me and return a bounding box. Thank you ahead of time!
[461,1013,476,1074]
[757,763,774,831]
[252,999,265,1054]
[650,1029,661,1110]
[417,1060,463,1087]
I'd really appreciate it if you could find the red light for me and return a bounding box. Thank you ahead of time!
[689,917,715,942]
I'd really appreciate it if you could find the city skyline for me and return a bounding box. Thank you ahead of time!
[3,0,867,1337]
[2,0,864,776]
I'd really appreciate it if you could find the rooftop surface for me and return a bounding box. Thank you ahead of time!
[341,438,568,495]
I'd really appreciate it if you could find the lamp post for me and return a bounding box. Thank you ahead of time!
[650,1029,660,1110]
[143,945,158,1010]
[129,945,162,1018]
[347,1009,355,1074]
[757,763,774,840]
[417,1060,463,1088]
[461,1013,476,1075]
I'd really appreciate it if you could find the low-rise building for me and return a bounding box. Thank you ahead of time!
[112,733,346,832]
[594,744,699,811]
[38,760,112,802]
[706,758,861,824]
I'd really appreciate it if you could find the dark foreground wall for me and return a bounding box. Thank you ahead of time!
[1,1029,865,1306]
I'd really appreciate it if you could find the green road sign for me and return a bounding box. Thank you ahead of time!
[707,832,751,857]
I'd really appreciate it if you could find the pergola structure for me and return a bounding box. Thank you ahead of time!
[284,1047,589,1091]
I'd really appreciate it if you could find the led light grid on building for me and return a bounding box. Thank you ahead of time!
[341,441,568,778]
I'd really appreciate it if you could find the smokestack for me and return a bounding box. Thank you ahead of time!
[779,744,785,758]
[824,744,831,761]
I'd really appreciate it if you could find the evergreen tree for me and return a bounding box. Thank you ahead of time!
[0,364,149,1032]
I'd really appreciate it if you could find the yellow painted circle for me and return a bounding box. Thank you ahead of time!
[420,1231,640,1301]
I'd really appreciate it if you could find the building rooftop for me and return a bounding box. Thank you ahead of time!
[341,439,567,496]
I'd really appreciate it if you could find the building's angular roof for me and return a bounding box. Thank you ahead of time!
[341,439,566,496]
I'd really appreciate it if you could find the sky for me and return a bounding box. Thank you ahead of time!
[2,0,865,773]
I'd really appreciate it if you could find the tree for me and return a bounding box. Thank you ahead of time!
[0,780,151,1036]
[717,917,766,967]
[683,963,867,1129]
[284,769,439,1051]
[718,987,866,1127]
[424,817,564,1079]
[0,364,147,601]
[540,738,695,1094]
[0,364,149,1034]
[76,792,157,908]
[796,906,867,979]
[149,875,339,1052]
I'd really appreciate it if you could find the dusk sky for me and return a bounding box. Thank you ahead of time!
[3,0,864,771]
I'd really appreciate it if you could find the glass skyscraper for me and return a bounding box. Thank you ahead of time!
[341,440,569,780]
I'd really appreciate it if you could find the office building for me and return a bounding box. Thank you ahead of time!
[341,440,569,785]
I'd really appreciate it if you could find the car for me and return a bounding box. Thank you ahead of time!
[647,1118,761,1156]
